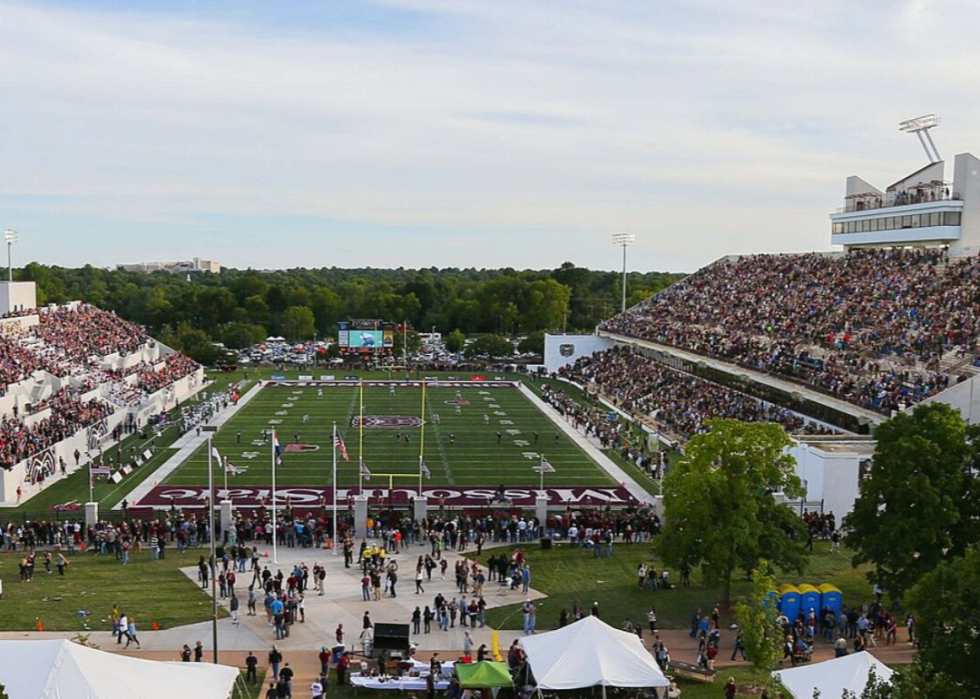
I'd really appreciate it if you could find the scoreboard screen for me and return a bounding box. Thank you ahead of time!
[338,320,397,355]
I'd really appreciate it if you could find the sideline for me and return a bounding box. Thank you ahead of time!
[118,382,266,509]
[518,383,652,504]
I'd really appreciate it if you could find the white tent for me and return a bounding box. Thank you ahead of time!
[519,615,669,690]
[0,639,241,699]
[773,652,894,698]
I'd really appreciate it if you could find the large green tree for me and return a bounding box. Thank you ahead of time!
[656,419,807,605]
[844,403,980,599]
[732,560,782,689]
[464,334,514,359]
[905,546,980,697]
[281,305,316,341]
[444,329,466,353]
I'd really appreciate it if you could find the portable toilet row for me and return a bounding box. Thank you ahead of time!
[776,583,843,621]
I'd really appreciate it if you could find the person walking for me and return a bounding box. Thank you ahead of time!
[731,630,747,661]
[230,594,240,625]
[125,617,141,648]
[246,652,259,684]
[269,645,283,681]
[415,568,425,594]
[279,663,294,698]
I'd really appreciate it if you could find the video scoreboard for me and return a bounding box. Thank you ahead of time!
[337,319,396,356]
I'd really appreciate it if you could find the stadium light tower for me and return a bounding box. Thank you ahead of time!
[611,232,636,314]
[4,229,18,282]
[899,114,942,163]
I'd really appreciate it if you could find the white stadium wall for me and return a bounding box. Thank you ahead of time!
[919,372,980,424]
[544,334,615,373]
[0,282,37,314]
[788,441,867,517]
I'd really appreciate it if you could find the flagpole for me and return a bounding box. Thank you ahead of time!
[207,435,218,663]
[419,380,426,496]
[358,379,364,493]
[332,422,338,555]
[222,450,228,496]
[272,431,278,565]
[540,453,544,492]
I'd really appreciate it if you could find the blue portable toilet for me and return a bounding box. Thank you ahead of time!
[799,584,822,619]
[778,584,801,622]
[819,583,843,617]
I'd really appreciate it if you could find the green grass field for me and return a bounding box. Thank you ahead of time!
[0,548,222,631]
[166,381,615,487]
[475,541,873,631]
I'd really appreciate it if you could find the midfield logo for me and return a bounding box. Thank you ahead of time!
[351,415,425,429]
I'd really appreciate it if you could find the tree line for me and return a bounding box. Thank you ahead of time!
[17,262,683,362]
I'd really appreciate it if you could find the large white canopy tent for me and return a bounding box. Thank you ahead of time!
[518,616,669,692]
[0,639,241,699]
[773,652,894,698]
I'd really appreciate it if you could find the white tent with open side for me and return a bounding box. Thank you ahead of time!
[773,652,894,698]
[518,615,669,691]
[0,639,241,699]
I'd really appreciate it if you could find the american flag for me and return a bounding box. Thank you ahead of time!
[334,435,350,462]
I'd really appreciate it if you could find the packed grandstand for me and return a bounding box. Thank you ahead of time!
[558,346,839,442]
[0,302,199,472]
[600,246,976,416]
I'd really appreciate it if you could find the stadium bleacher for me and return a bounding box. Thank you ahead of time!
[559,346,836,440]
[0,303,199,471]
[601,247,975,414]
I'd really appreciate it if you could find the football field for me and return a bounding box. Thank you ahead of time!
[164,381,615,488]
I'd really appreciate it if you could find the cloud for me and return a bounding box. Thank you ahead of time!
[0,0,978,271]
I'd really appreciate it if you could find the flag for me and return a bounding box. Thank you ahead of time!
[334,434,350,462]
[535,457,556,474]
[272,431,282,457]
[420,461,431,479]
[211,444,222,465]
[359,460,372,480]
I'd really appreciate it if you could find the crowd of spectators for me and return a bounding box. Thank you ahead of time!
[560,347,833,441]
[601,247,976,413]
[37,304,146,362]
[539,384,624,449]
[137,353,200,394]
[0,391,113,469]
[0,303,200,468]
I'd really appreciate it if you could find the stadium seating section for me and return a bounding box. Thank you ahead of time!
[601,247,975,414]
[0,303,198,470]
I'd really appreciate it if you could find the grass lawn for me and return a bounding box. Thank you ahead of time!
[475,541,872,631]
[0,547,224,631]
[167,380,615,488]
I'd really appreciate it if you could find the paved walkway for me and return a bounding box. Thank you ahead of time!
[518,383,652,503]
[122,382,265,508]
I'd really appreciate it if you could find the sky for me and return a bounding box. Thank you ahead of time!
[0,0,978,273]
